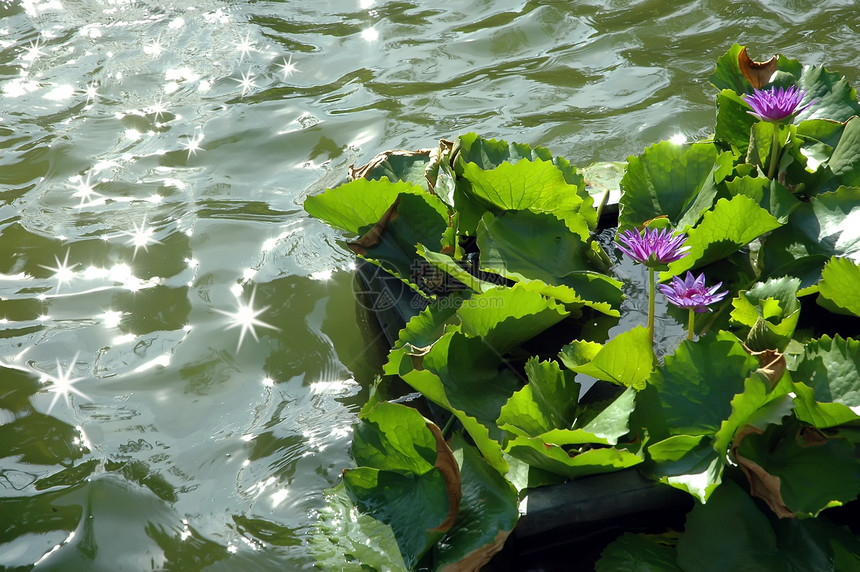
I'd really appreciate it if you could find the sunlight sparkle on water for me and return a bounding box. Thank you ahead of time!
[146,97,168,121]
[183,132,204,159]
[669,133,686,145]
[39,248,77,293]
[22,37,45,63]
[277,55,299,80]
[84,80,98,105]
[99,310,124,328]
[70,171,104,206]
[214,286,280,351]
[361,28,379,42]
[235,31,255,61]
[121,215,161,258]
[40,354,89,413]
[143,37,164,58]
[234,68,257,97]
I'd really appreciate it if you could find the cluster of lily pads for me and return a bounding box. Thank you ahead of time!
[305,44,860,571]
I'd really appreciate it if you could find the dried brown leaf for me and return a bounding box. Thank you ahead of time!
[347,196,400,255]
[732,424,794,518]
[739,47,779,90]
[348,149,432,181]
[427,422,462,533]
[798,425,828,447]
[438,529,512,572]
[742,345,786,388]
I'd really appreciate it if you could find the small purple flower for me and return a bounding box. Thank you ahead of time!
[616,227,689,268]
[658,271,728,313]
[742,86,814,122]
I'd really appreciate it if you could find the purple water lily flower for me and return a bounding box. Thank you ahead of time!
[742,85,814,122]
[658,271,728,313]
[616,227,689,269]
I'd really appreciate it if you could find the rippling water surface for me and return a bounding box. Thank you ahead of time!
[1,0,857,568]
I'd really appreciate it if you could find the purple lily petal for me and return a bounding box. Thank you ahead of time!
[616,227,690,268]
[658,271,728,313]
[741,85,815,122]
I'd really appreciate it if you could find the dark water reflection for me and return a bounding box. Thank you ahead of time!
[0,0,857,568]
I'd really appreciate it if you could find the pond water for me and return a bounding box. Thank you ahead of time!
[1,0,857,569]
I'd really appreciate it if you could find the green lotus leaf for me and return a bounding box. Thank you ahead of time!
[645,434,723,503]
[724,176,800,223]
[565,384,637,446]
[735,419,860,519]
[792,382,859,430]
[646,368,794,504]
[618,141,723,230]
[456,283,570,355]
[730,276,802,351]
[453,133,593,229]
[421,332,521,427]
[349,193,449,284]
[714,371,794,458]
[497,357,580,439]
[747,121,791,176]
[818,256,860,317]
[499,362,637,447]
[311,481,409,572]
[798,65,860,124]
[434,435,519,571]
[675,150,738,231]
[459,158,590,238]
[796,118,846,152]
[790,335,860,428]
[343,467,451,568]
[357,150,432,190]
[596,532,683,572]
[389,297,462,353]
[477,210,621,316]
[391,331,521,473]
[514,385,637,449]
[761,186,860,291]
[416,244,497,294]
[790,120,839,184]
[636,331,759,441]
[715,88,757,154]
[341,401,463,568]
[306,179,449,288]
[581,161,626,196]
[304,177,441,235]
[351,401,440,474]
[559,326,655,389]
[664,194,782,279]
[315,400,463,570]
[505,435,641,480]
[676,480,836,572]
[820,116,860,192]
